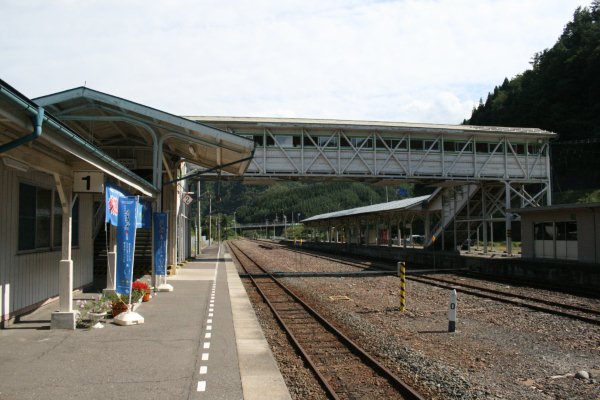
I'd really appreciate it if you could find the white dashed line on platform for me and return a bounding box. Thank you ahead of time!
[197,381,206,391]
[208,313,213,317]
[205,332,211,339]
[207,319,212,324]
[202,353,209,361]
[207,325,212,330]
[200,366,207,374]
[203,342,210,349]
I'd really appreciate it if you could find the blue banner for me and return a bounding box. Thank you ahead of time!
[116,197,138,295]
[105,184,127,226]
[136,200,152,229]
[153,212,168,276]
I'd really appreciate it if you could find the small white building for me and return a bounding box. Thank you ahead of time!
[512,203,600,264]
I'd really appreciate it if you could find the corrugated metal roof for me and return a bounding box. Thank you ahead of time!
[187,116,555,137]
[302,194,431,223]
[509,202,600,213]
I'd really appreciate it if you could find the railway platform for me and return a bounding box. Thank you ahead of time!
[0,244,290,400]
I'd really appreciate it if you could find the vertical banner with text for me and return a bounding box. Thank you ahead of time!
[105,184,127,226]
[116,197,138,295]
[153,212,168,276]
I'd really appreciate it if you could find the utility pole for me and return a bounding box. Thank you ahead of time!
[234,211,237,237]
[208,194,212,247]
[197,181,201,255]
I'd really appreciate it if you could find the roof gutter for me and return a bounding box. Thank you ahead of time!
[0,84,45,154]
[0,80,158,197]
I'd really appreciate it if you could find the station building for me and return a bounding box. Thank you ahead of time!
[0,80,253,328]
[512,202,600,263]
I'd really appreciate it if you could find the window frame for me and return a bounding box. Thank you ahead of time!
[18,182,80,254]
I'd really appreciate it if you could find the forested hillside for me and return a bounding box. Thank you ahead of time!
[198,181,412,223]
[465,2,600,196]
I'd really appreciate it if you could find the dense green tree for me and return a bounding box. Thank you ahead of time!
[465,3,600,193]
[195,180,412,226]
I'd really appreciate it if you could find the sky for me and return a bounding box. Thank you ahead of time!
[0,0,590,124]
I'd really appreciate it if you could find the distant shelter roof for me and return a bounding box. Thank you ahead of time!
[302,195,431,224]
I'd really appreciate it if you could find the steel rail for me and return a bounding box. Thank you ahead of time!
[228,241,425,400]
[409,275,600,326]
[409,275,600,317]
[249,239,600,325]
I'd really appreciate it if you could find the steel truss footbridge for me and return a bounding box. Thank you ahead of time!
[187,116,555,254]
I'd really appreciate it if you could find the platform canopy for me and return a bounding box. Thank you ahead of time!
[34,87,255,186]
[302,194,431,225]
[0,80,157,196]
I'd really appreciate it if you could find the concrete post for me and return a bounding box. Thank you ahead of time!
[51,178,76,330]
[482,184,488,254]
[505,181,512,255]
[104,224,117,295]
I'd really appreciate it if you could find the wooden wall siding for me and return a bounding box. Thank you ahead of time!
[0,167,94,320]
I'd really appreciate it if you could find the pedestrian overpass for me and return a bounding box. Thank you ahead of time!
[187,116,555,253]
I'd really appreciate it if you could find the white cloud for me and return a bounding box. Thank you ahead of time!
[0,0,589,124]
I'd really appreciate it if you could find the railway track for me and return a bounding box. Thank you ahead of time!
[247,239,600,326]
[228,241,425,400]
[408,274,600,326]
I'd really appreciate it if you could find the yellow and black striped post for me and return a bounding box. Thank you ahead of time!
[398,261,406,312]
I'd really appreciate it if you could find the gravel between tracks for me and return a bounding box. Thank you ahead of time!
[232,240,600,400]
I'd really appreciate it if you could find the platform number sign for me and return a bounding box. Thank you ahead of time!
[182,194,194,206]
[74,171,104,193]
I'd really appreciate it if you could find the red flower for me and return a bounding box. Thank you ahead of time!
[132,280,149,290]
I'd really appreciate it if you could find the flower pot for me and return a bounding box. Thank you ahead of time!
[111,302,129,317]
[143,288,151,302]
[88,311,107,329]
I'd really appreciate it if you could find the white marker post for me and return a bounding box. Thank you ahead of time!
[397,261,406,312]
[448,289,457,332]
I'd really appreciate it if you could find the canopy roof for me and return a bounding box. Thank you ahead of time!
[34,87,255,177]
[302,194,431,223]
[189,116,556,138]
[0,79,158,196]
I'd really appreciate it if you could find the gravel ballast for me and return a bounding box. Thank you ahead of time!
[231,240,600,400]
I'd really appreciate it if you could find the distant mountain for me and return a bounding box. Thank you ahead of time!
[464,2,600,194]
[197,181,413,223]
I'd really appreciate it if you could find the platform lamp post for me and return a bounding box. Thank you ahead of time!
[283,215,287,239]
[233,211,237,237]
[265,219,269,238]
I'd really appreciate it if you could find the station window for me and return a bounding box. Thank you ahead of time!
[528,144,541,155]
[318,136,338,148]
[424,140,440,152]
[455,142,473,153]
[19,183,79,252]
[274,135,294,148]
[410,139,423,151]
[351,137,372,149]
[247,135,263,146]
[534,222,554,240]
[488,142,504,153]
[475,142,489,153]
[556,221,577,241]
[388,138,407,150]
[510,143,526,155]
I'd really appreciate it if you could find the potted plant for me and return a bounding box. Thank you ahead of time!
[106,290,145,317]
[76,297,112,328]
[133,280,152,302]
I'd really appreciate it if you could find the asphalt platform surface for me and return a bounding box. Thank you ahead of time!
[0,244,290,400]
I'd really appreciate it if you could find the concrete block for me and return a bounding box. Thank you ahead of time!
[51,311,77,330]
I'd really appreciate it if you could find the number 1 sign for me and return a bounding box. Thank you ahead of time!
[73,171,104,193]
